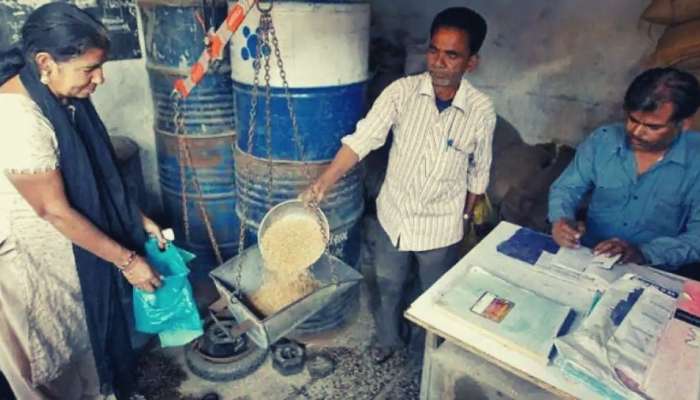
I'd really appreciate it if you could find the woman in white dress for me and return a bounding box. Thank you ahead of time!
[0,3,164,399]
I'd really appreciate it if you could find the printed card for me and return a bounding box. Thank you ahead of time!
[471,291,514,323]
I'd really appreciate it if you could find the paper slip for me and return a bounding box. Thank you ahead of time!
[589,253,620,270]
[533,250,621,294]
[552,247,593,273]
[535,251,583,282]
[553,247,620,273]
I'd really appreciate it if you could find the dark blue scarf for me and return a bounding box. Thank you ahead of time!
[18,62,145,397]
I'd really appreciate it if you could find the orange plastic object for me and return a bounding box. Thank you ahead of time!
[190,62,206,84]
[208,34,224,59]
[226,4,245,32]
[174,79,190,98]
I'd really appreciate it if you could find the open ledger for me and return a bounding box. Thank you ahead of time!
[435,266,575,365]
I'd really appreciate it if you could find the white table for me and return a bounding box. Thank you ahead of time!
[405,221,685,399]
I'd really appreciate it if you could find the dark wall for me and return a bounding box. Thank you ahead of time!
[0,0,140,60]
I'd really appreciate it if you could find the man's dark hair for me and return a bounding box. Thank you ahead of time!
[624,67,700,122]
[430,7,487,55]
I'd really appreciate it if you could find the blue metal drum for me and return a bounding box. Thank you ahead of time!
[231,0,370,333]
[138,0,239,274]
[157,132,239,275]
[233,83,367,160]
[230,0,370,161]
[139,0,236,134]
[230,0,370,333]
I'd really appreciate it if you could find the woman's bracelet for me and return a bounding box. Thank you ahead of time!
[117,250,136,272]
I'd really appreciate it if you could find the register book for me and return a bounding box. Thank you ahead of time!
[436,266,574,365]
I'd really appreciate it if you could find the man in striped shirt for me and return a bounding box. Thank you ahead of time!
[304,7,496,362]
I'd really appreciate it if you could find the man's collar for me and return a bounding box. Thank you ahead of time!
[614,125,688,165]
[660,133,688,165]
[418,73,434,97]
[418,72,470,112]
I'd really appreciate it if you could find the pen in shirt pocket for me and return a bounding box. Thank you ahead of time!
[446,139,468,154]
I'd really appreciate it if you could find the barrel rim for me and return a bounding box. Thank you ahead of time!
[146,62,232,77]
[137,0,228,8]
[234,144,338,166]
[231,80,369,93]
[257,0,369,3]
[156,129,238,139]
[240,0,370,6]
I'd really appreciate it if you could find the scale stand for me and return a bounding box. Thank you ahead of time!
[209,244,362,349]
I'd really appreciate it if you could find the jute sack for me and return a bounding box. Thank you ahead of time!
[649,20,700,66]
[642,0,700,25]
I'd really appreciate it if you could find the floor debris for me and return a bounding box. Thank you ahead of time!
[136,350,193,400]
[282,346,418,400]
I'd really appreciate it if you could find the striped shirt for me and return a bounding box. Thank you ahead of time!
[342,72,496,251]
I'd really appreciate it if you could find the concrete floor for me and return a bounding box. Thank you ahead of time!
[144,216,423,400]
[152,281,421,400]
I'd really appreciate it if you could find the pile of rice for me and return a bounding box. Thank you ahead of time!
[248,216,326,316]
[248,270,319,316]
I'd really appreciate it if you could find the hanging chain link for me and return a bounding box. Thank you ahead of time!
[262,23,275,211]
[266,9,336,284]
[172,90,224,266]
[169,0,249,272]
[231,6,268,298]
[173,96,191,245]
[232,1,341,298]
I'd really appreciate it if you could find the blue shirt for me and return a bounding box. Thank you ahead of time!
[548,123,700,269]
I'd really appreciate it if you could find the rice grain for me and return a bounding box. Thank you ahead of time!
[249,215,326,316]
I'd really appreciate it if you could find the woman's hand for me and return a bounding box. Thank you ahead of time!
[122,254,162,292]
[142,215,166,250]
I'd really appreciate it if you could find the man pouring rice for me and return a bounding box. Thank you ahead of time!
[302,7,496,363]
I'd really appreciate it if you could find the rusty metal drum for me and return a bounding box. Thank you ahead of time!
[138,0,239,274]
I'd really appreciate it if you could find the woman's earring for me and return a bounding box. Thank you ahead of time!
[40,71,49,85]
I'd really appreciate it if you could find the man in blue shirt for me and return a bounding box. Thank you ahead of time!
[548,68,700,273]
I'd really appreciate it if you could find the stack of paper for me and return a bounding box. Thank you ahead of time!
[436,266,574,365]
[642,280,700,400]
[551,247,592,274]
[554,274,678,399]
[532,250,620,293]
[552,247,621,274]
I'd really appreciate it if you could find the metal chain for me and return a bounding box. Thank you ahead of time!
[270,22,309,180]
[231,6,267,298]
[266,11,336,284]
[172,91,224,266]
[256,0,273,13]
[261,16,274,211]
[233,2,339,298]
[229,60,245,298]
[172,95,191,245]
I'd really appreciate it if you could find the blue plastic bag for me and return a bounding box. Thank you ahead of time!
[133,237,203,347]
